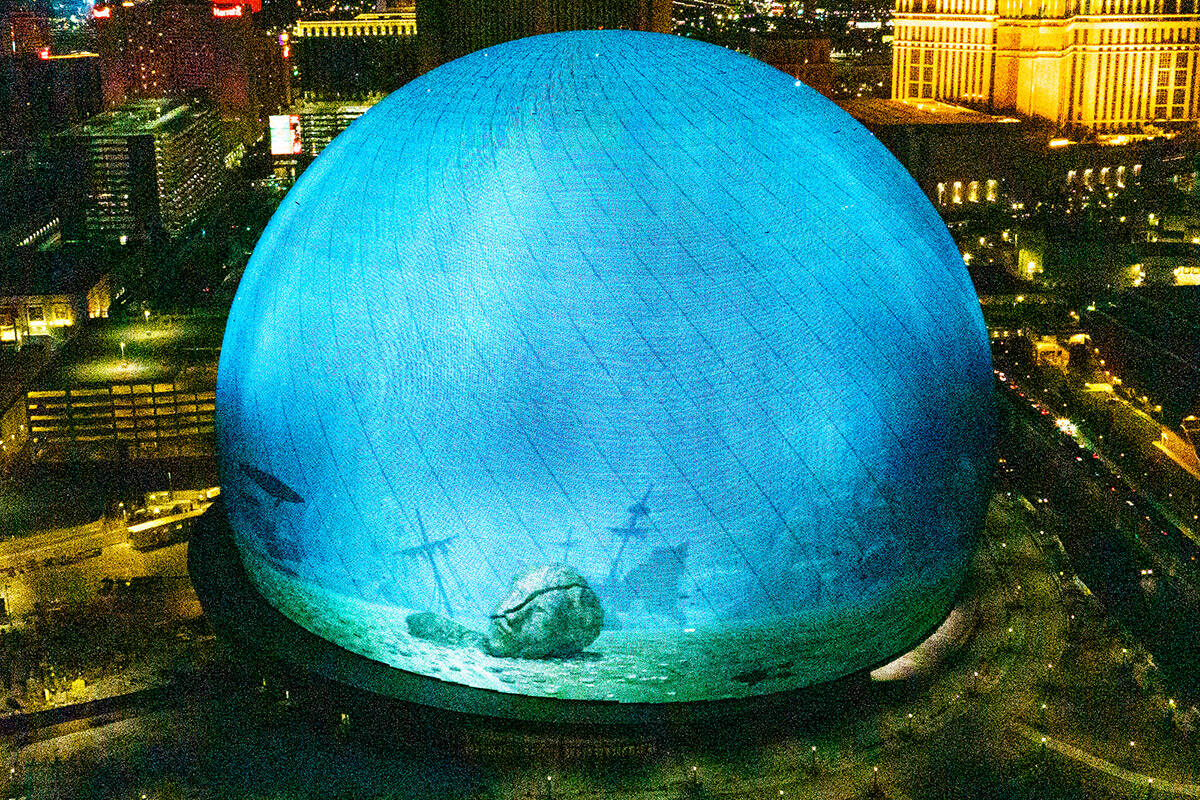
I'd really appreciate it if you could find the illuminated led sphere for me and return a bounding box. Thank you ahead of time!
[217,30,994,713]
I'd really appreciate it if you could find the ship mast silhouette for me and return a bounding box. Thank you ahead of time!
[398,508,456,618]
[606,485,653,583]
[559,527,576,563]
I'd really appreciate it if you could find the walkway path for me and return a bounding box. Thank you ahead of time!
[1018,724,1200,797]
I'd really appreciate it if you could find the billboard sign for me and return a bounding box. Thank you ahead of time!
[269,115,302,156]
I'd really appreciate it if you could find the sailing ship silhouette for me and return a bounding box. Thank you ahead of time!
[395,508,460,619]
[605,485,653,591]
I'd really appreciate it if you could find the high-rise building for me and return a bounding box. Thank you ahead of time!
[0,53,101,261]
[1,8,48,58]
[417,0,672,69]
[0,51,102,151]
[0,148,63,257]
[891,0,1200,131]
[55,99,226,244]
[289,2,418,98]
[93,0,287,145]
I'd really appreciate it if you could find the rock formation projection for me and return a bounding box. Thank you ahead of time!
[406,612,487,650]
[487,565,604,659]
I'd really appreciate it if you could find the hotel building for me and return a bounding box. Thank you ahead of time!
[892,0,1200,130]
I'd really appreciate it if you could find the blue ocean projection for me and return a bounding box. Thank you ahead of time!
[215,30,995,705]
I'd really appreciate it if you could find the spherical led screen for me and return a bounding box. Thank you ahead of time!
[216,30,994,709]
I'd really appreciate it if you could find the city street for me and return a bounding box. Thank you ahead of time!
[0,514,197,620]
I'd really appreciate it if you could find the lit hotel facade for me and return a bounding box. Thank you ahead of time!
[892,0,1200,130]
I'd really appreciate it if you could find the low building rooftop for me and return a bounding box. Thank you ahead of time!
[838,98,1020,127]
[68,99,194,138]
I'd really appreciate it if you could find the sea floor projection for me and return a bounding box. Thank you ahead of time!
[243,549,960,702]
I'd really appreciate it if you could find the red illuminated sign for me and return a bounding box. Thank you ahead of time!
[92,5,111,17]
[37,46,50,59]
[281,44,290,58]
[212,0,258,14]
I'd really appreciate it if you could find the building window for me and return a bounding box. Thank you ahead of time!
[953,181,963,204]
[986,179,999,202]
[1154,52,1191,120]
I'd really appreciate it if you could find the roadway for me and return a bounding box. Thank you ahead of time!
[0,517,199,622]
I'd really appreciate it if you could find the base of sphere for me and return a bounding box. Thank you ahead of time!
[190,500,972,725]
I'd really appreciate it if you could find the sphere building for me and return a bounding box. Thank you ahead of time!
[215,30,995,712]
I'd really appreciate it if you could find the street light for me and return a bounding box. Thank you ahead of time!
[119,341,126,361]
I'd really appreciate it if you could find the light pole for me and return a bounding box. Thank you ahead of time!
[119,341,126,363]
[545,774,553,800]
